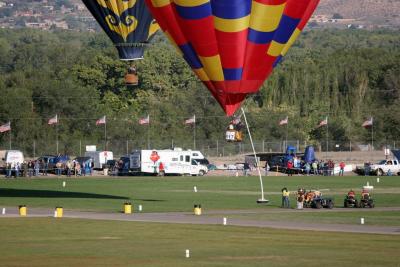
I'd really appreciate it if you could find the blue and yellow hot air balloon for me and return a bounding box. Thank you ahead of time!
[82,0,159,85]
[144,0,319,115]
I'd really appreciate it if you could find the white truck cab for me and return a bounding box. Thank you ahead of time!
[370,159,400,176]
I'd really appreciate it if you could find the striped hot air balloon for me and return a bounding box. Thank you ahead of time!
[144,0,320,115]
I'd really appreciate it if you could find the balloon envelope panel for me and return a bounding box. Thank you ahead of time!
[83,0,157,60]
[145,0,319,115]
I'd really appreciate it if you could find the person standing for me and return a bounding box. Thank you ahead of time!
[243,162,250,176]
[158,161,165,176]
[296,188,305,209]
[6,162,11,178]
[89,159,93,176]
[43,160,48,176]
[281,187,290,208]
[312,161,318,175]
[339,161,345,176]
[56,161,62,176]
[34,160,40,176]
[28,161,33,177]
[66,160,72,177]
[86,161,90,176]
[305,162,311,176]
[22,161,28,177]
[264,162,270,176]
[15,162,20,178]
[286,160,293,176]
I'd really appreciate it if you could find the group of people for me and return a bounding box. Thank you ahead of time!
[285,159,346,176]
[281,187,322,209]
[281,188,302,209]
[4,159,94,178]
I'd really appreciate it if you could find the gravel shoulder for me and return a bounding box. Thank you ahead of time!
[2,206,400,235]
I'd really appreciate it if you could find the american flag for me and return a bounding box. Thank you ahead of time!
[318,117,328,127]
[362,117,373,128]
[48,114,58,125]
[96,116,106,125]
[279,116,288,126]
[139,115,150,125]
[0,121,11,133]
[185,115,196,125]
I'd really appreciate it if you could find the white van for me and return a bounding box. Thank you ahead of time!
[84,151,113,169]
[1,150,24,165]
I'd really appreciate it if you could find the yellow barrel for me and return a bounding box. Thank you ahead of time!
[194,204,202,216]
[56,207,63,218]
[124,203,132,214]
[19,205,27,216]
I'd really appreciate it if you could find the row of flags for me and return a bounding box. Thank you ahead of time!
[0,115,375,133]
[278,116,374,128]
[97,115,196,126]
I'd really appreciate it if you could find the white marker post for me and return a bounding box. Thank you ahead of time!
[138,205,142,212]
[62,181,66,187]
[361,218,365,225]
[193,186,197,193]
[223,217,227,225]
[54,210,57,218]
[2,208,5,215]
[377,177,380,183]
[185,249,190,258]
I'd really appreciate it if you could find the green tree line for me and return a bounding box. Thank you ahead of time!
[0,28,399,156]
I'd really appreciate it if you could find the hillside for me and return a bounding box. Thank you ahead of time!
[316,0,400,27]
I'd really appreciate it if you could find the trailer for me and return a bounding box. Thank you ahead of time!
[129,149,208,176]
[84,151,113,169]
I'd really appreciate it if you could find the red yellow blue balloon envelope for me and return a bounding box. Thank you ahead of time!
[145,0,320,115]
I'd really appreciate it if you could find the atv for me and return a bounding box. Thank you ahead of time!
[344,195,359,208]
[359,194,374,208]
[303,190,334,209]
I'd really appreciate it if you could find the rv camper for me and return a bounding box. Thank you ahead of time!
[129,149,208,176]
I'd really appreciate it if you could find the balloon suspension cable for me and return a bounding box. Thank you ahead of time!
[240,107,268,204]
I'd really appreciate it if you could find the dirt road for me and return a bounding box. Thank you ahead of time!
[2,207,399,235]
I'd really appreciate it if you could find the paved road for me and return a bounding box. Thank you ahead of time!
[1,206,400,235]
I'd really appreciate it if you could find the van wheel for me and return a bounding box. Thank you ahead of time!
[198,170,205,176]
[376,169,383,176]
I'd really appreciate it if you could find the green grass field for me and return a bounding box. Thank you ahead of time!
[0,175,399,212]
[1,175,399,266]
[0,218,399,267]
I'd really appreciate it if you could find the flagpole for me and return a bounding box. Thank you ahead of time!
[371,118,374,151]
[56,115,59,155]
[193,115,196,150]
[147,115,150,149]
[9,125,11,150]
[326,116,329,160]
[285,118,288,149]
[104,116,107,151]
[241,108,268,204]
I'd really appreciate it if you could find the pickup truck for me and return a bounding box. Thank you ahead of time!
[369,159,400,176]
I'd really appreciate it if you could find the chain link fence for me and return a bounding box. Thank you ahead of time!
[1,138,398,159]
